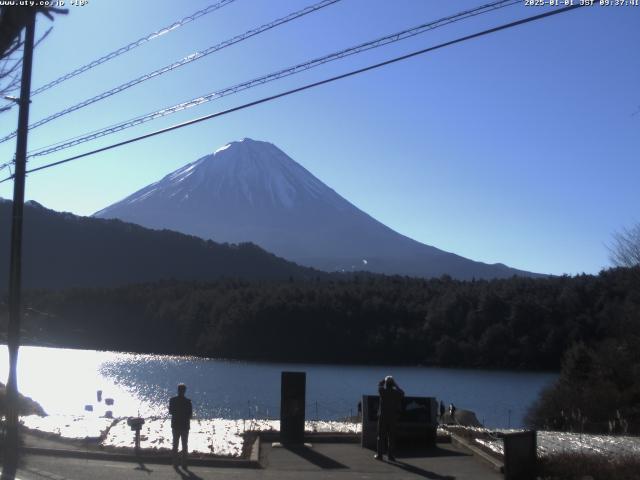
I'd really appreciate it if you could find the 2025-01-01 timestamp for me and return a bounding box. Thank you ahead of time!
[525,0,639,6]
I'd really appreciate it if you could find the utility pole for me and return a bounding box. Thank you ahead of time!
[2,8,36,480]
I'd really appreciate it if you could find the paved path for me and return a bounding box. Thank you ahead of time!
[11,442,501,480]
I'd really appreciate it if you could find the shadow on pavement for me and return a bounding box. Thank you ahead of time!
[135,460,153,474]
[173,465,204,479]
[391,460,455,480]
[284,445,349,469]
[396,447,470,459]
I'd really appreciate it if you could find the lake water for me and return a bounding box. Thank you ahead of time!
[0,345,556,429]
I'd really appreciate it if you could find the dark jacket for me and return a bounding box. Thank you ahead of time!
[378,386,404,423]
[169,395,192,430]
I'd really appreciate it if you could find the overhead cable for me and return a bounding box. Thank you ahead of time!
[0,160,13,172]
[36,0,237,96]
[26,0,519,159]
[0,3,586,185]
[0,1,236,113]
[0,0,341,145]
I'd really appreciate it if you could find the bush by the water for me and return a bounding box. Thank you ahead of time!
[526,336,640,434]
[525,268,640,434]
[0,382,46,417]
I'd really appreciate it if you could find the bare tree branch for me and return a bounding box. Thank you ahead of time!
[0,26,52,99]
[0,8,65,112]
[609,223,640,267]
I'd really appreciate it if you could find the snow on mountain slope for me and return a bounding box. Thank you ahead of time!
[94,138,539,279]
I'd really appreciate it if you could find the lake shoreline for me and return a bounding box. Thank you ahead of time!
[4,340,560,375]
[2,345,557,430]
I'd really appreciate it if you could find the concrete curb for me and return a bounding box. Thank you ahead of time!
[250,436,260,463]
[21,444,261,469]
[257,432,360,444]
[449,433,504,473]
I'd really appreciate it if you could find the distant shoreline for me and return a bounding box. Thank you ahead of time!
[1,341,559,374]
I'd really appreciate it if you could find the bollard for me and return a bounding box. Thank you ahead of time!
[127,417,145,455]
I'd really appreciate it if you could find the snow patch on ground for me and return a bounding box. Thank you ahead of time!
[21,415,114,440]
[20,415,360,458]
[454,427,640,458]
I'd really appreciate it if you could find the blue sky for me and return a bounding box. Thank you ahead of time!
[0,0,638,276]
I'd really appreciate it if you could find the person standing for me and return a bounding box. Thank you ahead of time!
[169,383,192,467]
[375,375,404,462]
[449,403,456,423]
[439,400,445,421]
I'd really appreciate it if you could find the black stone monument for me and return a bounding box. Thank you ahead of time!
[280,371,306,444]
[361,395,438,450]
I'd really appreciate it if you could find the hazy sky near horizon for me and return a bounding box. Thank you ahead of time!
[0,0,638,276]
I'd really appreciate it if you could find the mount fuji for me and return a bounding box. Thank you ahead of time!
[94,138,538,279]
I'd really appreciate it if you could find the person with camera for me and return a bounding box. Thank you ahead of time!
[375,375,404,461]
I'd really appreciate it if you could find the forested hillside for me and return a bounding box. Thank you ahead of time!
[0,199,320,290]
[9,267,638,371]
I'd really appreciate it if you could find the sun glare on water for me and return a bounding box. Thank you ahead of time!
[0,345,162,417]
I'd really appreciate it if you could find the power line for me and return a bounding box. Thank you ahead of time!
[0,2,234,113]
[0,0,341,145]
[25,0,519,160]
[0,160,13,178]
[0,3,586,185]
[0,0,237,111]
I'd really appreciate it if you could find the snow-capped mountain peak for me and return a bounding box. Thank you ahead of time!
[95,138,538,279]
[112,138,341,211]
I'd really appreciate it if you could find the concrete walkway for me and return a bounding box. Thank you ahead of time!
[11,441,502,480]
